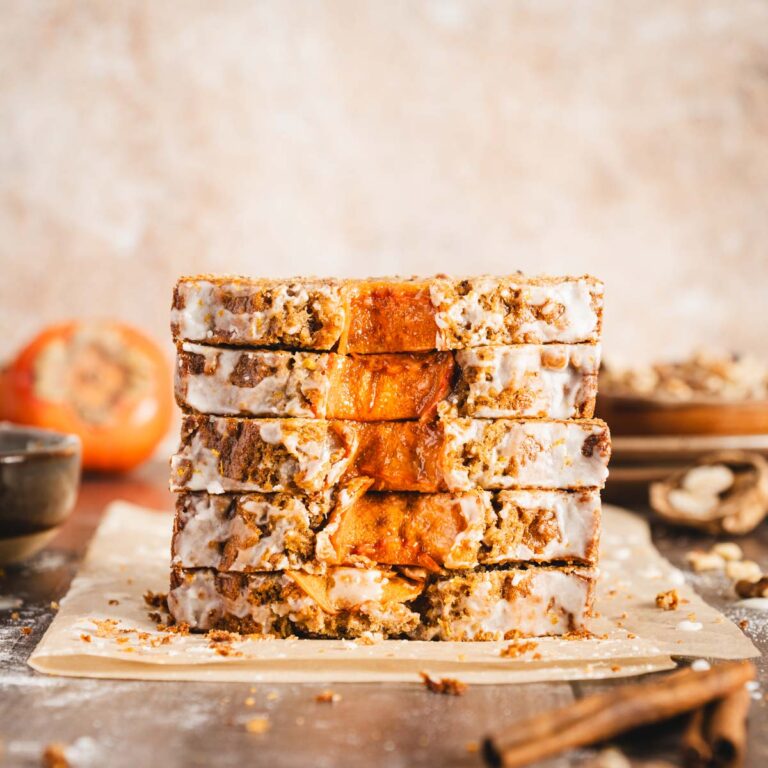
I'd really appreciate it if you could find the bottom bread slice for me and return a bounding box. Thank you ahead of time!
[167,565,595,640]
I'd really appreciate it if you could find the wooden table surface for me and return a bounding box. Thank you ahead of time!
[0,462,766,768]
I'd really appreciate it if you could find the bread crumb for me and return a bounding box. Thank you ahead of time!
[244,716,270,734]
[80,633,92,643]
[266,690,279,701]
[10,611,19,621]
[315,690,341,704]
[466,741,479,753]
[108,599,119,606]
[143,590,168,610]
[655,589,680,610]
[42,743,70,768]
[21,626,32,636]
[244,697,255,707]
[419,672,467,696]
[499,640,538,658]
[50,601,60,611]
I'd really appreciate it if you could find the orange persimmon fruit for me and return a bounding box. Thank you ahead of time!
[0,321,172,472]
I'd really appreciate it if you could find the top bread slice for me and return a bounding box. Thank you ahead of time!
[172,274,603,353]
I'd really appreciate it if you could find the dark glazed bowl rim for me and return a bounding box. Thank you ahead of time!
[0,422,81,462]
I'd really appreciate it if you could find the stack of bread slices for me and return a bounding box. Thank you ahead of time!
[167,274,610,640]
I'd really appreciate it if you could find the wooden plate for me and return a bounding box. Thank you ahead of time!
[611,433,768,465]
[597,394,768,436]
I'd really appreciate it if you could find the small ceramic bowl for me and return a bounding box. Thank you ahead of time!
[0,423,81,565]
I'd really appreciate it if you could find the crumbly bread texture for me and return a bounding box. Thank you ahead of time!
[175,342,600,420]
[171,275,604,353]
[172,488,601,572]
[170,415,611,494]
[167,564,595,639]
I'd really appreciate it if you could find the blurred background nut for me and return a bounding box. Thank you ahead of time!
[710,542,743,562]
[686,551,725,572]
[650,451,768,535]
[724,560,762,583]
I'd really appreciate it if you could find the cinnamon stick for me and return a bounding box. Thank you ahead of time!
[483,661,755,768]
[682,708,712,768]
[682,687,751,768]
[707,687,751,768]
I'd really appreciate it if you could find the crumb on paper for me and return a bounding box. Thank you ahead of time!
[499,640,538,658]
[213,645,243,658]
[42,743,70,768]
[611,665,621,673]
[315,690,341,704]
[655,589,680,610]
[419,672,467,696]
[80,633,92,643]
[206,628,244,657]
[90,618,122,638]
[245,716,270,734]
[466,741,479,753]
[244,697,255,707]
[143,590,168,611]
[108,599,119,606]
[739,619,749,631]
[163,622,190,636]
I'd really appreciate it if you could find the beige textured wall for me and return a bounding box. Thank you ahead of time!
[1,1,767,364]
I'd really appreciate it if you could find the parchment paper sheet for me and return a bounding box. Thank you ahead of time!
[29,503,757,684]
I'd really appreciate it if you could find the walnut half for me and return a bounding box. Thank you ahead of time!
[650,451,768,534]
